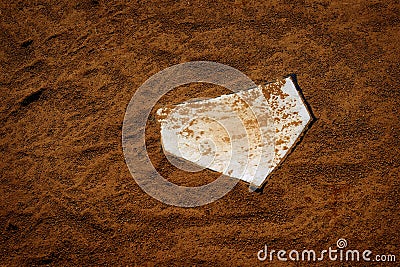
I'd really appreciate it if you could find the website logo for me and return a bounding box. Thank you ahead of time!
[257,238,396,263]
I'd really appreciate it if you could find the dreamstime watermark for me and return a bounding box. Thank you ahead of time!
[257,238,396,263]
[122,61,274,207]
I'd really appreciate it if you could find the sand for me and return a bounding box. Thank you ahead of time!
[1,0,399,266]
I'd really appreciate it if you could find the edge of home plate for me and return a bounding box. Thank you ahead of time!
[157,76,312,190]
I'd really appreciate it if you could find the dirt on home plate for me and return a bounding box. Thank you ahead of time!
[1,0,399,266]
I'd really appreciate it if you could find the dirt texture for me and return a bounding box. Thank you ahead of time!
[0,0,399,266]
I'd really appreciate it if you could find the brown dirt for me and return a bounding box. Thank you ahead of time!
[1,0,399,266]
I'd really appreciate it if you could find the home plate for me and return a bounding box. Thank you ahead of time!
[156,76,312,190]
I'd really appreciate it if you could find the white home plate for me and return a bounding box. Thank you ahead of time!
[156,76,312,189]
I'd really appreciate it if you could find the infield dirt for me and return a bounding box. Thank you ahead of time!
[1,0,399,266]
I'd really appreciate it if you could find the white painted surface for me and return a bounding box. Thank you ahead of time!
[157,77,311,188]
